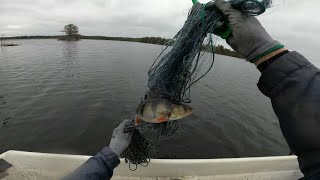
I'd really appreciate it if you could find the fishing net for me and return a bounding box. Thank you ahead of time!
[121,0,272,170]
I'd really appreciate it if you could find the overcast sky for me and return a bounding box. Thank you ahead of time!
[1,0,319,64]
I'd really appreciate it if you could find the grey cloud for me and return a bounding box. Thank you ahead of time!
[258,0,320,63]
[0,0,319,65]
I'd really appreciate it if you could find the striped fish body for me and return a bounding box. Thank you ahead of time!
[135,98,192,124]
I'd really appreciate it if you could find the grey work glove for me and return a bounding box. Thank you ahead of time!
[109,119,133,156]
[206,0,281,63]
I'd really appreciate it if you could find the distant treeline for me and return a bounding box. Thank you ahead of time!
[2,35,242,58]
[82,36,171,45]
[206,45,243,58]
[3,36,169,43]
[3,36,59,39]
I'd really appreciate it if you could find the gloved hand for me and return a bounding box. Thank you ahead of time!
[206,0,282,63]
[109,119,133,156]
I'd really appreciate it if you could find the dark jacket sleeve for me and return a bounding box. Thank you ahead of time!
[64,147,120,180]
[257,51,320,179]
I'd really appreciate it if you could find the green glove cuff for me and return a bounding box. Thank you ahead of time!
[251,44,285,62]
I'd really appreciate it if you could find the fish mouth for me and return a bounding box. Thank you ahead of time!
[184,110,193,117]
[183,105,193,115]
[185,105,193,111]
[170,104,193,120]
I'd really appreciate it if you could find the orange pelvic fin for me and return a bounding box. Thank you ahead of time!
[134,115,142,125]
[155,116,169,123]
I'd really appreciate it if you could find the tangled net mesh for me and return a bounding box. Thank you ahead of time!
[121,0,272,170]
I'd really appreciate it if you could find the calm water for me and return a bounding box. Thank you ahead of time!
[0,39,289,158]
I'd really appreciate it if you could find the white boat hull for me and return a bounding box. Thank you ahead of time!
[0,150,303,179]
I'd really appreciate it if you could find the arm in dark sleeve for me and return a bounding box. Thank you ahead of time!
[64,147,120,180]
[257,51,320,179]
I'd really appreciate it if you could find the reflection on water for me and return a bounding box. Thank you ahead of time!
[0,39,289,158]
[62,41,78,61]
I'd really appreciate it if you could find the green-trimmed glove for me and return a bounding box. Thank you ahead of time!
[109,119,133,156]
[206,0,283,63]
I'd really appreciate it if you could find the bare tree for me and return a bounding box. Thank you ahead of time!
[61,24,80,41]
